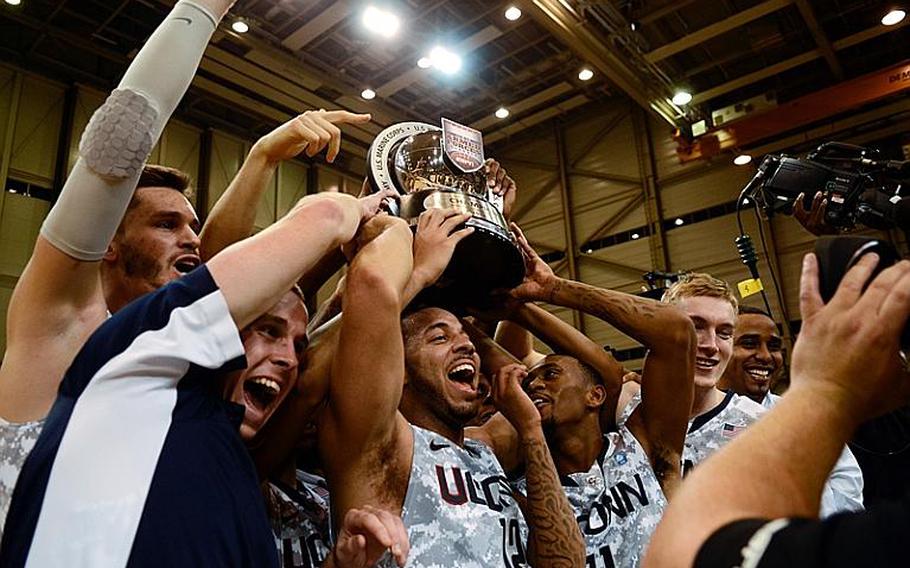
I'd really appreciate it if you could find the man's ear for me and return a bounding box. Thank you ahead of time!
[587,384,606,409]
[103,241,118,262]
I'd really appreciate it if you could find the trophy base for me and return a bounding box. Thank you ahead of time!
[400,190,525,292]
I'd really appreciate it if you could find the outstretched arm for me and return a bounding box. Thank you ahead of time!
[0,0,234,422]
[492,363,586,568]
[644,253,910,568]
[511,224,695,492]
[199,110,372,260]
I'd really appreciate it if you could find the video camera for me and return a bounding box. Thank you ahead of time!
[744,142,910,232]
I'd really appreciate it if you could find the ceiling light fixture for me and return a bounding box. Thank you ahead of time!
[631,233,640,240]
[495,107,510,119]
[733,154,753,166]
[429,46,462,74]
[361,88,376,100]
[231,20,249,33]
[417,57,432,69]
[578,68,594,81]
[674,218,684,226]
[742,198,751,205]
[671,91,693,105]
[881,9,906,25]
[362,5,401,38]
[505,6,522,21]
[4,0,21,5]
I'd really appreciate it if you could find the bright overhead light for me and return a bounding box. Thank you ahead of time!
[362,5,400,38]
[882,9,906,25]
[231,20,249,33]
[672,91,693,105]
[417,57,432,69]
[742,198,751,205]
[584,247,593,254]
[505,6,522,21]
[674,217,684,226]
[631,233,641,240]
[429,46,462,74]
[630,21,638,31]
[361,88,376,100]
[733,154,753,166]
[578,68,594,81]
[4,0,21,5]
[495,107,510,119]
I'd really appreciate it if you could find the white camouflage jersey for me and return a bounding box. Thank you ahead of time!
[0,418,44,538]
[514,426,666,568]
[397,424,529,568]
[268,469,332,568]
[683,391,765,475]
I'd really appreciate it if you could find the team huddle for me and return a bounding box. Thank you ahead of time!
[0,2,865,567]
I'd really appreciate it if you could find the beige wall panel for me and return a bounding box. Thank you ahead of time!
[650,115,695,181]
[659,165,753,218]
[569,116,641,180]
[572,183,647,240]
[277,160,309,218]
[9,75,65,185]
[207,131,248,214]
[0,68,17,173]
[67,86,106,174]
[158,121,202,201]
[0,194,50,277]
[0,281,13,352]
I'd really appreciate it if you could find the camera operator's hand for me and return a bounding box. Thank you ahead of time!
[793,252,910,420]
[794,192,839,236]
[485,158,517,221]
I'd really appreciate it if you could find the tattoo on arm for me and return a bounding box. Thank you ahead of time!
[522,436,585,567]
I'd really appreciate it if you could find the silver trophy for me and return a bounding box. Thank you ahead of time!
[367,119,524,292]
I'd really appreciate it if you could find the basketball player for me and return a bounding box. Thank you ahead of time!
[0,0,234,535]
[478,226,696,567]
[318,207,585,567]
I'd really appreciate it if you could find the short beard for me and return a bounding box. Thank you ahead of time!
[117,239,164,288]
[404,365,479,431]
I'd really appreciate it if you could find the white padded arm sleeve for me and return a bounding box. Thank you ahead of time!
[40,1,219,260]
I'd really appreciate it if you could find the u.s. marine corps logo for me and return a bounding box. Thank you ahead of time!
[442,117,485,173]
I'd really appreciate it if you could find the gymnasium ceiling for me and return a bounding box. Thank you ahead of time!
[0,0,907,173]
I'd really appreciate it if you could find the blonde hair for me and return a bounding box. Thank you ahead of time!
[661,272,738,312]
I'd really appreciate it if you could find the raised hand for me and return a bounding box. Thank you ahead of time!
[327,506,410,568]
[358,188,400,222]
[509,223,557,302]
[485,158,517,220]
[252,110,371,164]
[793,252,910,419]
[410,208,474,289]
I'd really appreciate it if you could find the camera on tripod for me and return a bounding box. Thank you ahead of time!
[745,142,910,232]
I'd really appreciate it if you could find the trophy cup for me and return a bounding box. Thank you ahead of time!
[367,118,525,293]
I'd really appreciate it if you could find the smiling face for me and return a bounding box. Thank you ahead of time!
[723,313,783,402]
[223,291,309,442]
[523,355,603,431]
[401,307,483,431]
[676,296,736,389]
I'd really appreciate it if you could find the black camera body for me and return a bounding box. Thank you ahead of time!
[749,143,910,232]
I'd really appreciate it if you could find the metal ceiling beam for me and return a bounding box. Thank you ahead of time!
[793,0,843,80]
[690,16,909,105]
[555,123,584,332]
[472,82,575,131]
[486,94,591,144]
[281,0,351,51]
[645,0,794,63]
[581,192,645,244]
[520,0,679,126]
[578,255,650,279]
[637,0,701,25]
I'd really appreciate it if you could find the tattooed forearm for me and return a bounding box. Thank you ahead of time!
[522,434,585,568]
[550,279,691,350]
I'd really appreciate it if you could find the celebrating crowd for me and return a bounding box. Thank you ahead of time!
[0,2,909,567]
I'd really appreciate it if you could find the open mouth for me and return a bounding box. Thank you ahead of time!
[174,254,201,275]
[529,393,550,408]
[447,361,478,393]
[695,357,719,371]
[243,377,282,412]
